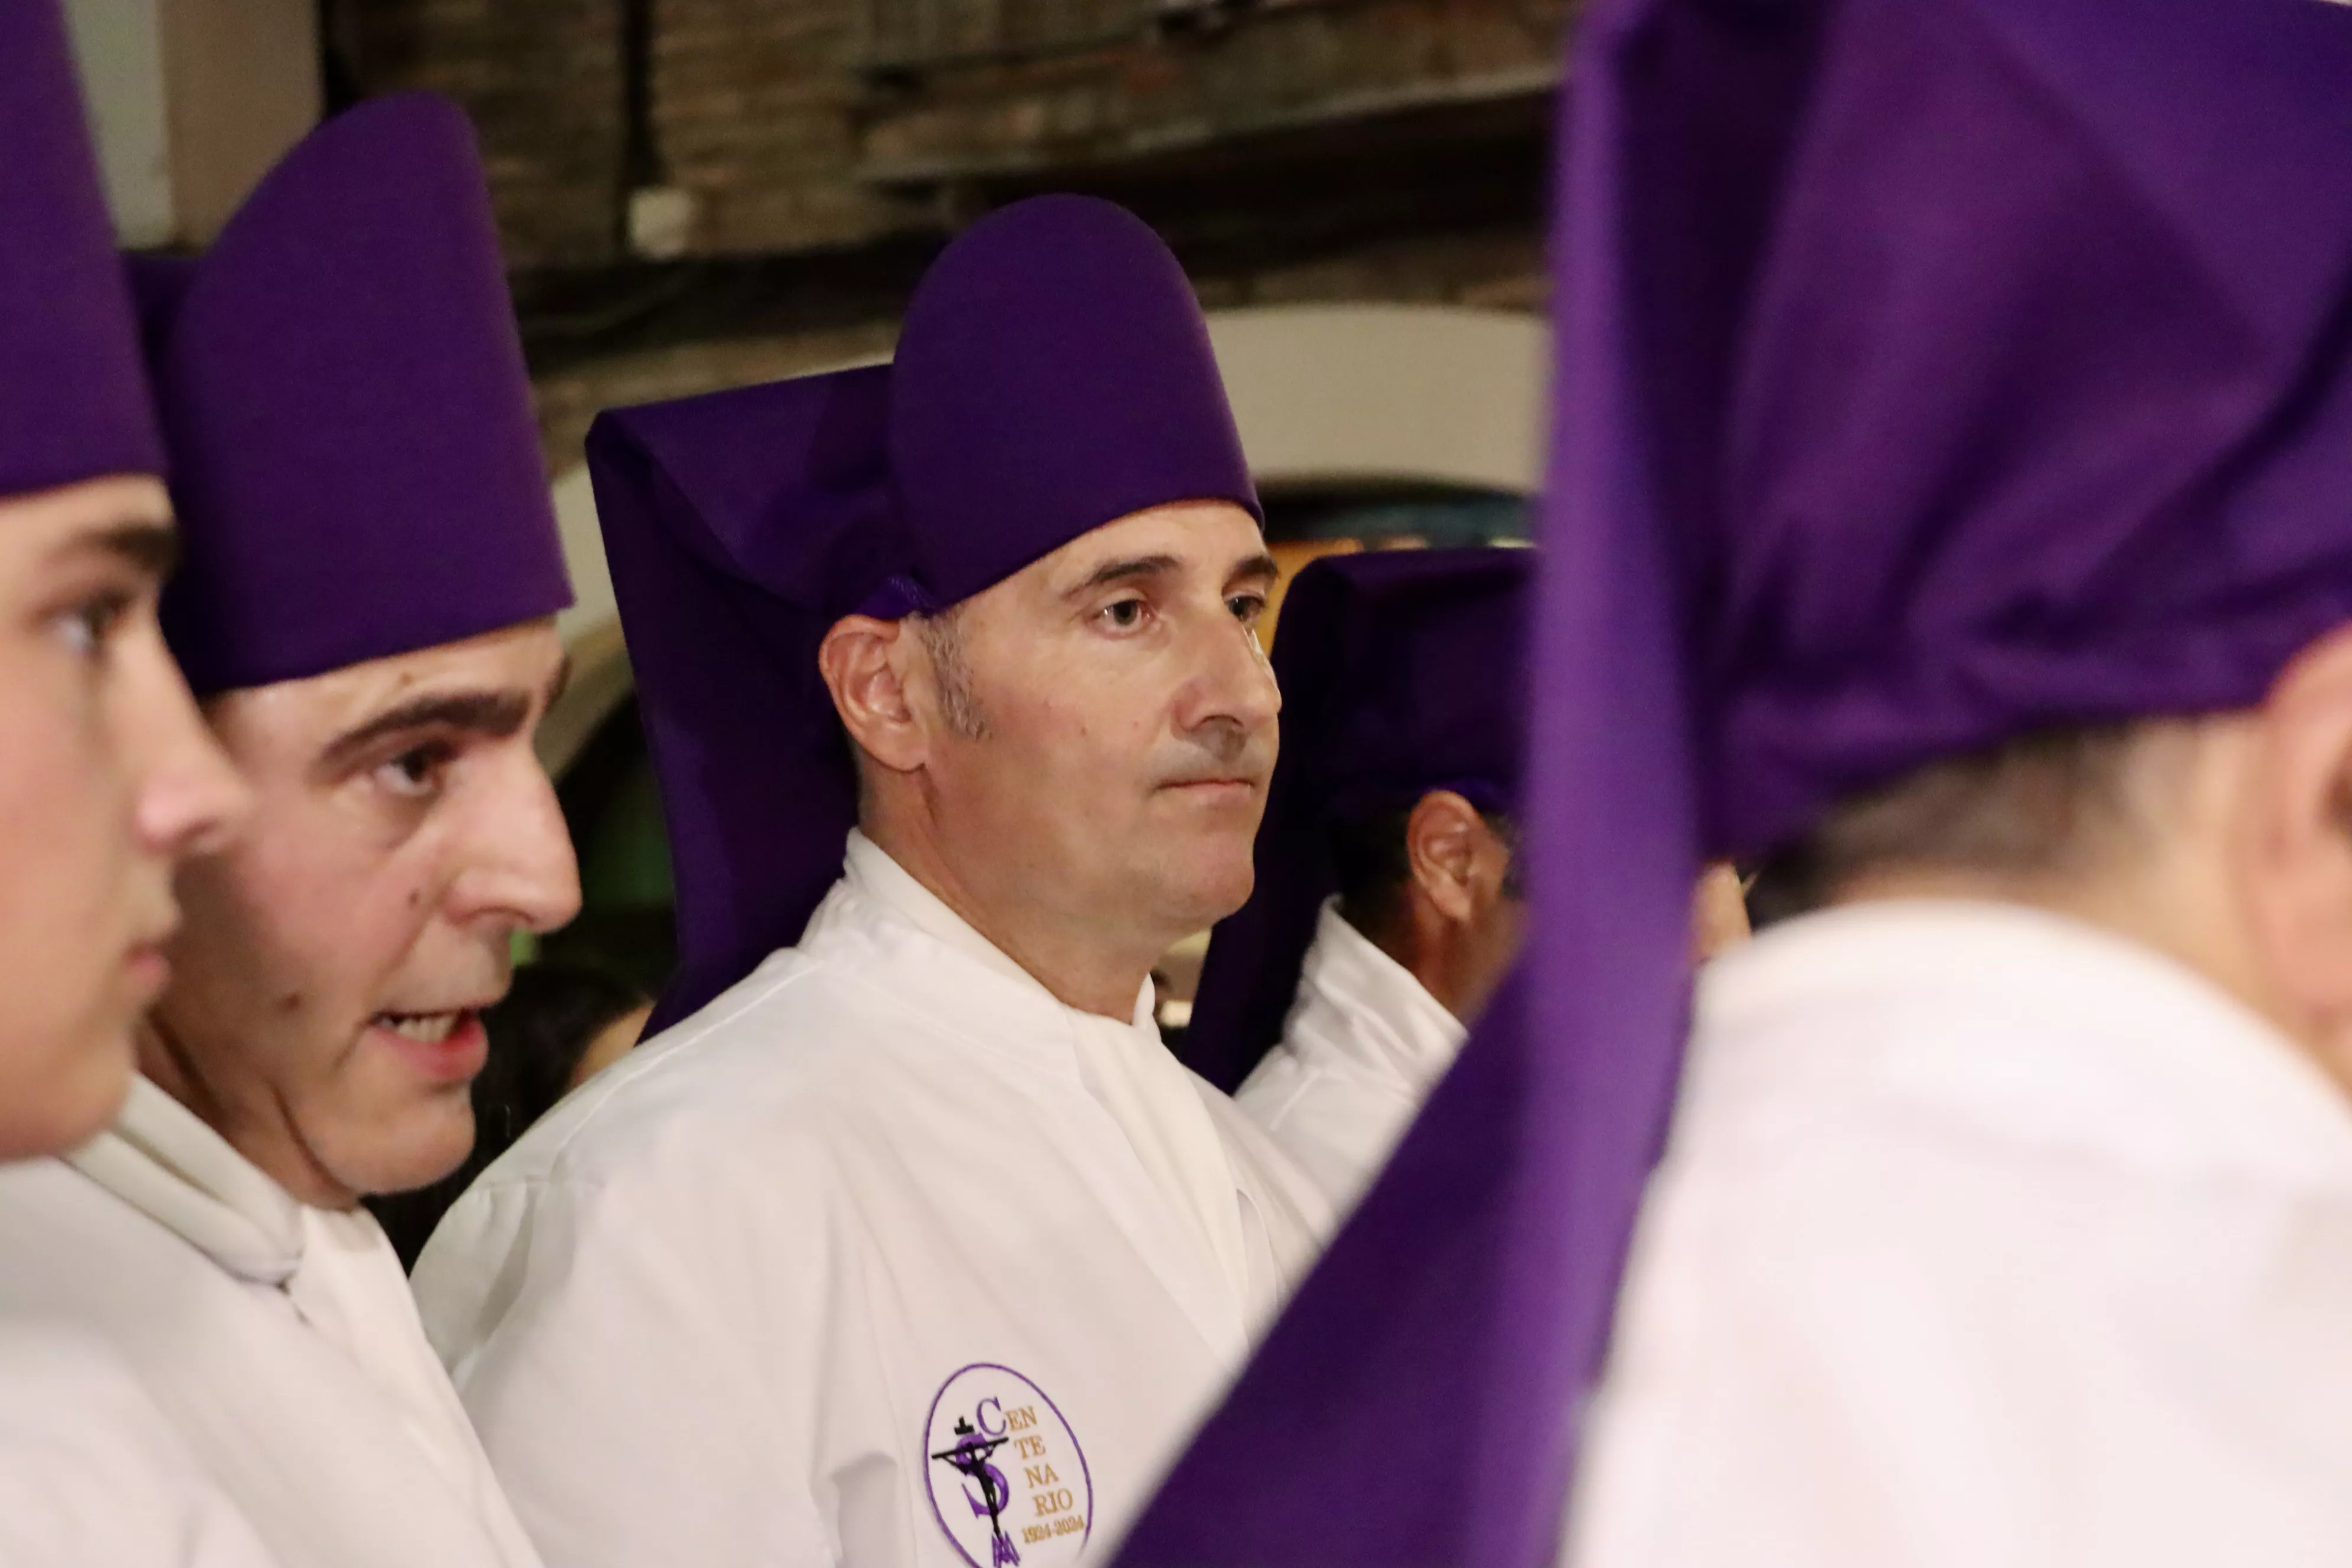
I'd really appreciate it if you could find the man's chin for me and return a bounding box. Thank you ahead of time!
[0,1033,132,1161]
[334,1116,475,1200]
[1157,861,1257,932]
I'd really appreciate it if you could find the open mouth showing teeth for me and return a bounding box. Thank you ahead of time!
[377,1011,463,1045]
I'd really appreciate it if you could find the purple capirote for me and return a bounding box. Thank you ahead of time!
[589,195,1258,1029]
[878,195,1260,613]
[0,0,165,499]
[141,94,570,697]
[1180,547,1533,1095]
[1115,0,2352,1565]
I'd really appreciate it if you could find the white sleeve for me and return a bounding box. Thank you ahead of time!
[423,1158,901,1568]
[0,1332,284,1568]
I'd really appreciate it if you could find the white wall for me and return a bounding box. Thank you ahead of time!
[1207,305,1547,493]
[553,466,618,646]
[61,0,319,247]
[61,0,175,247]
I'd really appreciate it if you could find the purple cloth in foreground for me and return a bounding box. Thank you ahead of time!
[589,195,1258,1029]
[142,94,569,696]
[1116,1,2352,1564]
[0,0,164,498]
[1181,548,1533,1093]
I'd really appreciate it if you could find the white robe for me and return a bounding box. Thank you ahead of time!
[1570,900,2352,1568]
[1234,900,1466,1215]
[0,1324,282,1566]
[0,1078,544,1568]
[414,831,1331,1568]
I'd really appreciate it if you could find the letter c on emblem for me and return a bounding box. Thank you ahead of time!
[976,1396,1007,1438]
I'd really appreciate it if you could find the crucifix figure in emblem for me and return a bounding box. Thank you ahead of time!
[931,1415,1019,1566]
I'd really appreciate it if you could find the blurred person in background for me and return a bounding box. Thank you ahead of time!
[0,4,276,1563]
[0,95,574,1568]
[413,196,1328,1568]
[1186,550,1533,1212]
[1193,549,1746,1217]
[1560,0,2352,1561]
[371,965,650,1269]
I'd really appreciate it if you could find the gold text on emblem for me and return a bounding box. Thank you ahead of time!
[999,1404,1086,1546]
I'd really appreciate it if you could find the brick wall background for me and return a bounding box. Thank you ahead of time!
[326,0,1566,473]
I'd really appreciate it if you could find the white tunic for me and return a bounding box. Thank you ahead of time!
[0,1078,544,1568]
[1234,900,1466,1214]
[1569,900,2352,1568]
[414,831,1331,1568]
[0,1324,283,1566]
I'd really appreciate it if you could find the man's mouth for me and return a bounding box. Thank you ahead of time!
[124,942,173,1000]
[368,1008,491,1083]
[1160,775,1262,798]
[375,1010,463,1044]
[123,910,181,1001]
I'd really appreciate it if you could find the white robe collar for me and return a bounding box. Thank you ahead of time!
[839,830,1255,1348]
[1283,899,1467,1097]
[843,828,1102,1007]
[1693,898,2352,1187]
[70,1076,303,1285]
[68,1076,521,1534]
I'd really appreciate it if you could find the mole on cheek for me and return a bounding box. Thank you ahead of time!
[407,887,422,909]
[275,990,303,1014]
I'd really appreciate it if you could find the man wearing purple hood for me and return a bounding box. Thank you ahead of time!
[412,196,1329,1568]
[0,5,275,1563]
[0,94,575,1568]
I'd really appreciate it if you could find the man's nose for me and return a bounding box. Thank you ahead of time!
[126,638,251,863]
[450,753,583,936]
[1179,607,1282,738]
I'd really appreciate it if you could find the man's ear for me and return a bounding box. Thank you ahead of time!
[2242,623,2352,1020]
[1403,789,1489,927]
[1691,863,1753,963]
[817,615,927,775]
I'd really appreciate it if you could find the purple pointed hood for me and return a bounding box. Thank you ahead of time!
[0,0,164,498]
[1115,0,2352,1565]
[1181,547,1533,1093]
[140,94,570,697]
[590,195,1259,1027]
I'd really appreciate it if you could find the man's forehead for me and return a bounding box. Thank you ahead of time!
[0,473,174,543]
[217,619,566,742]
[1032,499,1266,587]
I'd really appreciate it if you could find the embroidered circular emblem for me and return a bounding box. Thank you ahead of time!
[924,1364,1094,1568]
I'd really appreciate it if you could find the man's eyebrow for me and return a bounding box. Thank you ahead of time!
[317,690,534,771]
[1065,554,1182,598]
[49,521,180,581]
[1229,551,1280,588]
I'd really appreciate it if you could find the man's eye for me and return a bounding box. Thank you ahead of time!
[374,744,452,798]
[1227,592,1267,626]
[51,593,131,662]
[1099,598,1148,631]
